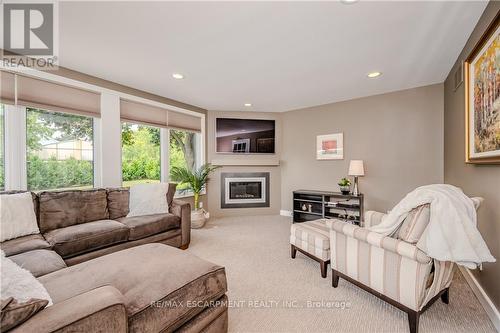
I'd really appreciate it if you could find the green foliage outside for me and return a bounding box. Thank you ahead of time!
[27,108,94,191]
[122,124,161,182]
[3,107,196,191]
[28,156,93,190]
[121,124,195,189]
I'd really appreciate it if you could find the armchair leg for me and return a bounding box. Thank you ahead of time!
[291,245,297,259]
[332,269,339,288]
[441,288,450,304]
[320,260,327,278]
[407,310,419,333]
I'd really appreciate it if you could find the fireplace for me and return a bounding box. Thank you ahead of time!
[221,172,270,208]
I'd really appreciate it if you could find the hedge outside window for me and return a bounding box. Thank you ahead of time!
[26,108,94,191]
[121,122,161,186]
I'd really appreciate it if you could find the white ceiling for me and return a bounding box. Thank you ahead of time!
[58,1,488,112]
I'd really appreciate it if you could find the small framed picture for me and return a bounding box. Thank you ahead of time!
[317,133,343,160]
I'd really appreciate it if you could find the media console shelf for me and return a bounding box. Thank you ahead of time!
[292,190,364,225]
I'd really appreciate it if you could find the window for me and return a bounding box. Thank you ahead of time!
[26,108,94,191]
[169,129,201,193]
[0,105,4,190]
[121,123,161,186]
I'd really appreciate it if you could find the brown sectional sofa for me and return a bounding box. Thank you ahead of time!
[1,185,191,274]
[1,186,229,332]
[11,244,228,333]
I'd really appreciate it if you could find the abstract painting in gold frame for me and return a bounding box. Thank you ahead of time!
[465,14,500,164]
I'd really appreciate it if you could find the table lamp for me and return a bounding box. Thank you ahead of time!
[348,160,364,196]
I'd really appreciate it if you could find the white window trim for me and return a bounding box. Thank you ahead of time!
[93,118,102,187]
[160,128,170,183]
[4,104,27,191]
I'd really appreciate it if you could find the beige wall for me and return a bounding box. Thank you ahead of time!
[444,1,500,310]
[281,84,444,212]
[206,111,282,217]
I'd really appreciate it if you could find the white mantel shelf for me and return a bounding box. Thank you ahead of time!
[210,158,280,167]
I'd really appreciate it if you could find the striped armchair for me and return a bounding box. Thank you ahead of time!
[330,211,454,333]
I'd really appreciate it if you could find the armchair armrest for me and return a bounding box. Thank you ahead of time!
[12,286,127,333]
[171,199,191,248]
[330,220,431,264]
[363,210,387,228]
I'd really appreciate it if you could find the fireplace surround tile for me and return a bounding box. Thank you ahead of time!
[220,172,270,208]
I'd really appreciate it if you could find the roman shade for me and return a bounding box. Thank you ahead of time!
[16,75,100,117]
[0,71,16,105]
[168,110,202,132]
[120,98,201,132]
[120,99,168,128]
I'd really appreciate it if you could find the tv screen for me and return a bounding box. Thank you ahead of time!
[216,118,275,154]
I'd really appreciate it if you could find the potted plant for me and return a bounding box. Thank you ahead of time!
[170,163,220,229]
[338,178,351,195]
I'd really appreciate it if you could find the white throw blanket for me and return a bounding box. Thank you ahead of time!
[369,184,496,269]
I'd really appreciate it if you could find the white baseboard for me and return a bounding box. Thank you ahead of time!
[458,266,500,332]
[280,210,292,217]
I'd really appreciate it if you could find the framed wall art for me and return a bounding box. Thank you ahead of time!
[316,133,343,160]
[465,14,500,164]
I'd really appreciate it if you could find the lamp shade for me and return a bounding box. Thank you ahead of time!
[348,160,365,176]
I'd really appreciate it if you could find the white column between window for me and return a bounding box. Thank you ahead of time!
[4,105,27,190]
[160,128,170,182]
[93,118,102,187]
[99,93,122,187]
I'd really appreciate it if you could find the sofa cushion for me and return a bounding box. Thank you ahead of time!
[38,189,109,233]
[116,213,180,240]
[0,234,51,257]
[107,188,130,219]
[397,204,431,244]
[44,220,129,257]
[40,244,227,332]
[9,250,66,277]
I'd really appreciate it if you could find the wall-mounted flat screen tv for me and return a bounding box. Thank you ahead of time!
[216,118,275,154]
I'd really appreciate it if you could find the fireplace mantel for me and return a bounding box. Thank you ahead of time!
[211,158,280,166]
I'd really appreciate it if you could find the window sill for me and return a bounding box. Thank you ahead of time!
[174,189,206,199]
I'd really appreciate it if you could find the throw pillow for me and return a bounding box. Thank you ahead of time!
[0,251,52,306]
[127,183,170,217]
[397,204,431,244]
[0,297,48,331]
[0,193,40,242]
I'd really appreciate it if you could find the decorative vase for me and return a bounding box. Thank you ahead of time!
[191,209,207,229]
[339,186,350,195]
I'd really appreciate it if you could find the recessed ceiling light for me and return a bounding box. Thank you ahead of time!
[172,73,184,79]
[340,0,359,4]
[367,72,382,78]
[244,103,252,107]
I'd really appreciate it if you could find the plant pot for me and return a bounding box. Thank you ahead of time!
[339,186,351,195]
[191,209,207,229]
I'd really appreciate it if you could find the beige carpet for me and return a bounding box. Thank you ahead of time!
[187,215,496,333]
